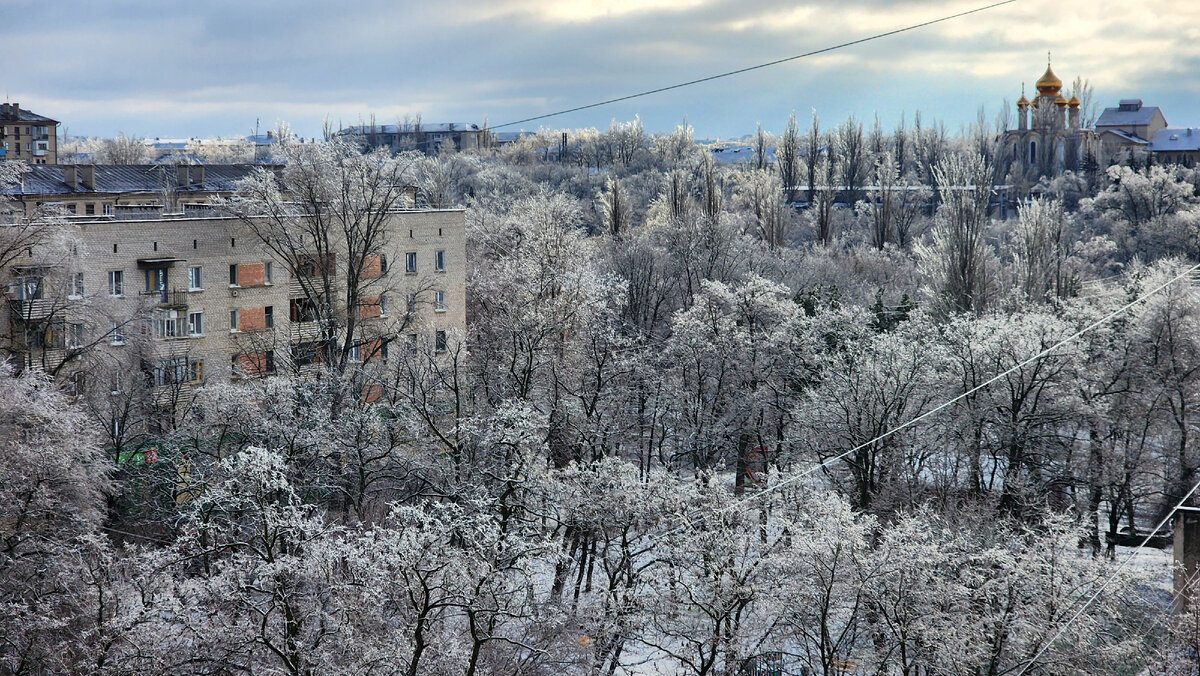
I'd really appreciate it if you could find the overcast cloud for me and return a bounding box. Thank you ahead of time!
[6,0,1200,140]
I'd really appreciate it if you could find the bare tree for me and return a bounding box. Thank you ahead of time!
[805,111,821,205]
[919,152,995,315]
[754,123,770,172]
[778,112,801,203]
[226,139,424,380]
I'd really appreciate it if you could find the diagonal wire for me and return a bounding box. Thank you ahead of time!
[1015,475,1200,675]
[491,0,1019,130]
[696,262,1200,527]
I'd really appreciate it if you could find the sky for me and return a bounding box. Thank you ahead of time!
[6,0,1200,142]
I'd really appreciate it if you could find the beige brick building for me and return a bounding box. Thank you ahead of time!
[5,208,466,393]
[1,103,58,165]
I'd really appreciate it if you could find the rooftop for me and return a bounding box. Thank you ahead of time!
[338,122,482,135]
[1,164,269,196]
[1149,128,1200,153]
[0,103,57,124]
[1097,103,1165,129]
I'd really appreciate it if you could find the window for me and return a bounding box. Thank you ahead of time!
[291,341,323,367]
[290,297,317,322]
[108,270,123,296]
[348,344,361,362]
[379,294,389,316]
[71,272,84,297]
[405,251,417,273]
[297,253,334,277]
[229,264,239,286]
[381,341,389,361]
[85,203,95,216]
[188,360,204,383]
[16,275,43,300]
[435,330,447,353]
[145,267,167,294]
[379,254,388,274]
[435,250,445,272]
[188,266,203,291]
[265,262,274,284]
[103,203,112,216]
[188,311,204,336]
[66,204,76,215]
[264,305,274,328]
[110,322,126,345]
[68,323,84,349]
[407,333,418,353]
[434,290,446,312]
[229,309,239,332]
[150,357,189,387]
[29,321,65,350]
[406,293,417,315]
[153,312,186,339]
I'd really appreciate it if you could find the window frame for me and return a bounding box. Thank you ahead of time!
[188,311,204,337]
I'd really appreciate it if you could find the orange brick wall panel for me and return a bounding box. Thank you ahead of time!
[361,384,383,403]
[239,263,266,287]
[359,296,381,319]
[363,255,382,278]
[240,306,267,331]
[235,352,270,376]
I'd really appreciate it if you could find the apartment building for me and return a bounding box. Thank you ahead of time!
[4,208,466,394]
[0,103,58,164]
[336,122,488,155]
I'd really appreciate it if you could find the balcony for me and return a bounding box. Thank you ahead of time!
[32,149,46,157]
[142,288,190,307]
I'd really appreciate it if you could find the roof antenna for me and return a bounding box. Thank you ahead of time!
[1047,50,1052,66]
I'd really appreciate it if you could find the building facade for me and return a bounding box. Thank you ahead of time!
[1,103,58,165]
[4,208,466,397]
[337,122,487,155]
[1000,59,1096,179]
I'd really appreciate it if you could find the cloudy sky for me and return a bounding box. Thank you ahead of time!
[6,0,1200,141]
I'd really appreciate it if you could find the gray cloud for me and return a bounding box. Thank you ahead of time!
[8,0,1200,140]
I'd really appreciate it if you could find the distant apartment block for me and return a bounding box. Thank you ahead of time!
[337,122,488,154]
[1,103,58,165]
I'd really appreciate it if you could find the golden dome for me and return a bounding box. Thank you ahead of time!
[1017,94,1030,108]
[1068,95,1081,108]
[1036,63,1063,96]
[1054,93,1068,108]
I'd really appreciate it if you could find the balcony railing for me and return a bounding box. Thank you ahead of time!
[142,288,189,307]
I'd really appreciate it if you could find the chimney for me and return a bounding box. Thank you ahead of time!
[79,165,95,190]
[11,103,18,120]
[176,164,189,187]
[192,165,205,186]
[63,165,78,191]
[0,103,8,119]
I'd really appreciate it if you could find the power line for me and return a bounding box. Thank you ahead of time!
[491,0,1019,130]
[696,262,1200,529]
[1015,475,1200,675]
